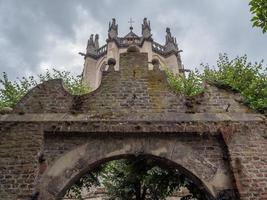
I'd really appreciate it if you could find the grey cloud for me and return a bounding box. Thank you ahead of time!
[0,0,81,78]
[0,0,266,80]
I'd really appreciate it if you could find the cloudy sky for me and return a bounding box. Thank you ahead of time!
[0,0,266,80]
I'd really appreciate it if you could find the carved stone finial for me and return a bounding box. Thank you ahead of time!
[87,34,94,47]
[165,27,173,44]
[107,58,116,72]
[165,27,178,52]
[109,18,116,31]
[86,34,95,54]
[142,17,152,39]
[108,18,118,39]
[95,34,99,49]
[86,34,101,55]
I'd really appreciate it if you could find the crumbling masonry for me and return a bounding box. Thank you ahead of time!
[0,18,266,200]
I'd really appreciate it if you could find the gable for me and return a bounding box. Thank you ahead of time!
[13,52,256,118]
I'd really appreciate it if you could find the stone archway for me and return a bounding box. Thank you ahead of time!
[62,154,216,200]
[37,136,232,200]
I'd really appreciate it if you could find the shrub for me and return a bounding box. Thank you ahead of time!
[0,69,90,110]
[164,54,266,114]
[203,53,267,113]
[165,69,204,97]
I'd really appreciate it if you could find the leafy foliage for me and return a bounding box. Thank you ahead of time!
[165,69,204,97]
[65,171,101,200]
[164,54,266,114]
[38,69,90,95]
[203,53,267,114]
[101,158,182,200]
[0,69,90,110]
[249,0,267,33]
[65,157,206,200]
[1,55,266,199]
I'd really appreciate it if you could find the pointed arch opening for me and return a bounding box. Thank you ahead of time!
[60,154,216,200]
[37,137,220,200]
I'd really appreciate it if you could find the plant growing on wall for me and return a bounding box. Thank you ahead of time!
[0,69,90,110]
[1,54,265,113]
[202,53,267,114]
[165,69,204,97]
[164,54,266,114]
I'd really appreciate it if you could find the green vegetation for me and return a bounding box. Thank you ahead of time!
[65,171,101,199]
[165,69,204,97]
[249,0,267,33]
[0,55,266,199]
[65,157,206,200]
[165,54,267,114]
[1,54,266,114]
[203,54,267,114]
[0,69,90,110]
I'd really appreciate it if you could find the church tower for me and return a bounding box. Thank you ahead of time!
[80,18,184,90]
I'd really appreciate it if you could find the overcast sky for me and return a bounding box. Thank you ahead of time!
[0,0,266,80]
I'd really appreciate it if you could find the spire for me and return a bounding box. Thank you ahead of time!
[86,34,95,54]
[108,18,118,39]
[165,27,178,52]
[86,34,100,55]
[142,17,152,39]
[95,34,99,49]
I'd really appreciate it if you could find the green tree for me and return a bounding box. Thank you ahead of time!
[0,69,90,110]
[249,0,267,33]
[203,53,267,114]
[65,171,101,200]
[65,157,206,200]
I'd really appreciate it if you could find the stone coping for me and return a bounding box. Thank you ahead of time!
[0,113,265,122]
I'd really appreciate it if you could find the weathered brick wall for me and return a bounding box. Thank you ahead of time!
[196,84,253,113]
[14,52,253,116]
[39,127,235,199]
[0,123,43,200]
[14,79,72,113]
[1,120,265,200]
[221,122,267,199]
[43,132,230,176]
[0,51,265,200]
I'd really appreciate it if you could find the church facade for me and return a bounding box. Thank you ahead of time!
[81,18,183,90]
[0,18,266,200]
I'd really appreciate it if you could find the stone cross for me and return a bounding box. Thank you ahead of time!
[128,18,135,30]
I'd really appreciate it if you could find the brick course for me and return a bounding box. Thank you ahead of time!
[0,52,266,200]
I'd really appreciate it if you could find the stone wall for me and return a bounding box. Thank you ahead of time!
[14,52,253,116]
[0,51,266,200]
[1,119,265,200]
[43,131,233,194]
[39,129,232,199]
[0,123,43,200]
[222,122,267,199]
